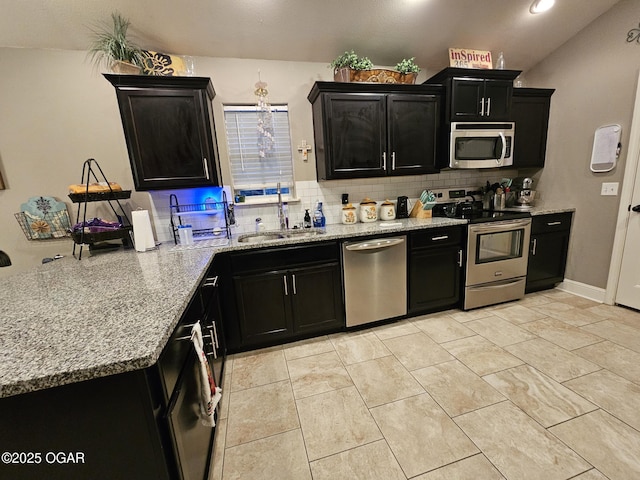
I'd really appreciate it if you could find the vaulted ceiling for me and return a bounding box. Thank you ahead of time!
[0,0,622,72]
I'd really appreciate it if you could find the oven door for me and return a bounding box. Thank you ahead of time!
[450,122,514,169]
[466,219,531,286]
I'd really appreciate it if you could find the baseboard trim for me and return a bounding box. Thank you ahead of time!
[556,279,606,303]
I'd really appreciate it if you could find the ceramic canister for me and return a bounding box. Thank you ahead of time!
[380,199,396,221]
[341,203,357,224]
[359,198,378,223]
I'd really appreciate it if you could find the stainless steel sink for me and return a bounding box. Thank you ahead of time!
[237,229,325,244]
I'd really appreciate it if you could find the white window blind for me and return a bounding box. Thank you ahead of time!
[223,105,294,198]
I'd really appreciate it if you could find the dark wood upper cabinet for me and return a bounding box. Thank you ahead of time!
[308,82,443,180]
[105,74,221,191]
[511,88,555,168]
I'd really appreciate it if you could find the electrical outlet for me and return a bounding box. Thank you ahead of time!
[601,182,619,196]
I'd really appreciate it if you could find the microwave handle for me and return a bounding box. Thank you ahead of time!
[496,132,507,164]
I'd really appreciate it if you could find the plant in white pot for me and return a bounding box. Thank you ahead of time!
[88,12,144,74]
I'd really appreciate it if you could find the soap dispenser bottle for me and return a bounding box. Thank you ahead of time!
[312,200,325,227]
[303,209,312,228]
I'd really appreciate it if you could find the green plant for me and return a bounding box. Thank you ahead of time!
[395,57,420,75]
[330,50,374,71]
[88,12,143,70]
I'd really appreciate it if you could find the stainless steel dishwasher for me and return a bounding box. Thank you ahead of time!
[342,236,407,327]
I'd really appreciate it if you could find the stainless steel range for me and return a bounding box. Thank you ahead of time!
[432,196,531,310]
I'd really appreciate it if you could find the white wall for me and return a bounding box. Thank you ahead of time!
[525,0,639,289]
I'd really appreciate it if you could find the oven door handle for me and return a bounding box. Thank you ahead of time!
[468,218,531,234]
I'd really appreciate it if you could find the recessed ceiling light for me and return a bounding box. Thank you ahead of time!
[530,0,555,14]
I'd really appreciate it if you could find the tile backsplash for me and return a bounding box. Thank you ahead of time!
[149,168,519,243]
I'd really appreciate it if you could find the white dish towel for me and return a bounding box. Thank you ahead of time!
[191,321,222,427]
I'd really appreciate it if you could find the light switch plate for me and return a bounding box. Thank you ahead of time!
[601,182,619,196]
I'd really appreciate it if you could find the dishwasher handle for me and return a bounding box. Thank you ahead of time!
[345,237,405,252]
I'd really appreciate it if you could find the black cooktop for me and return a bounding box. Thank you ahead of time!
[432,201,531,223]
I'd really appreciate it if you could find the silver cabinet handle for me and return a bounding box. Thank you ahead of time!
[458,249,463,267]
[203,276,218,287]
[547,221,562,226]
[283,275,288,296]
[382,152,387,170]
[480,97,485,116]
[203,157,209,180]
[292,274,297,295]
[431,235,449,241]
[486,97,491,117]
[206,325,217,359]
[391,152,396,170]
[532,238,537,256]
[212,321,219,349]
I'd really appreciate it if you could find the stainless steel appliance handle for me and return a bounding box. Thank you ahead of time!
[468,218,531,234]
[292,274,297,295]
[532,238,537,256]
[382,152,387,170]
[480,97,485,116]
[391,152,396,170]
[547,221,562,226]
[471,277,525,290]
[497,132,506,164]
[283,276,288,296]
[203,157,209,180]
[458,249,463,267]
[345,237,405,252]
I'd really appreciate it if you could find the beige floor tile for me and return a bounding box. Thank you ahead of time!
[296,386,382,461]
[412,360,504,417]
[209,417,226,480]
[230,348,288,392]
[521,317,603,350]
[372,319,421,340]
[505,338,601,382]
[283,335,335,361]
[466,315,538,346]
[607,310,640,330]
[574,341,640,385]
[442,335,524,376]
[412,454,505,480]
[484,364,596,427]
[370,394,479,478]
[492,304,548,324]
[455,402,591,480]
[287,351,353,399]
[582,320,640,354]
[226,380,299,447]
[571,470,610,480]
[411,313,476,343]
[309,439,405,480]
[330,330,392,365]
[448,308,495,323]
[382,332,454,371]
[346,355,424,407]
[544,307,607,327]
[585,304,626,319]
[564,369,640,431]
[557,295,602,309]
[530,301,576,316]
[550,410,640,480]
[222,429,311,480]
[540,289,576,300]
[513,293,555,307]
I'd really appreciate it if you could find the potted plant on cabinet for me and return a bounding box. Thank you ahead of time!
[330,51,420,84]
[88,12,144,74]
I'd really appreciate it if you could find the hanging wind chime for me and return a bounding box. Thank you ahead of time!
[255,73,275,159]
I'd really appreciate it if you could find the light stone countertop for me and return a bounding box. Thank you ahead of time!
[0,208,575,399]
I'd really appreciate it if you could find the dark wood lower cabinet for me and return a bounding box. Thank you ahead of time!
[408,227,464,314]
[526,212,573,293]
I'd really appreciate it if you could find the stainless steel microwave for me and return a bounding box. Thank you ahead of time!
[450,122,515,169]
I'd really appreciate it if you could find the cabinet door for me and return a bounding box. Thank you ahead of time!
[451,79,484,120]
[409,245,462,313]
[483,80,513,120]
[387,94,440,175]
[289,263,344,334]
[526,231,570,292]
[116,88,219,190]
[323,93,387,179]
[233,271,293,345]
[511,90,553,168]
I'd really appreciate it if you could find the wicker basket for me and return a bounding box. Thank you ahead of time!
[334,68,417,84]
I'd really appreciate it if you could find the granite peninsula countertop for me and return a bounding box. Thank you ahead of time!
[0,207,574,399]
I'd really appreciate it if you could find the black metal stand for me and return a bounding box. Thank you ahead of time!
[169,191,231,244]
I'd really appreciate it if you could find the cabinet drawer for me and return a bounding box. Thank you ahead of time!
[531,212,573,234]
[410,226,463,249]
[230,241,339,274]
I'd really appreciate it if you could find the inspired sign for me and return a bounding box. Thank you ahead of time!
[449,48,493,69]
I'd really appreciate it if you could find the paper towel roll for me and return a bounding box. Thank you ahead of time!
[132,210,156,252]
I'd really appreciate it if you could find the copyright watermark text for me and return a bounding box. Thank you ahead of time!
[2,451,85,465]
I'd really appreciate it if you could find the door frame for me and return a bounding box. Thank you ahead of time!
[605,70,640,305]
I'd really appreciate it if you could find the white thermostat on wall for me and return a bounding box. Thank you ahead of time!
[590,124,622,173]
